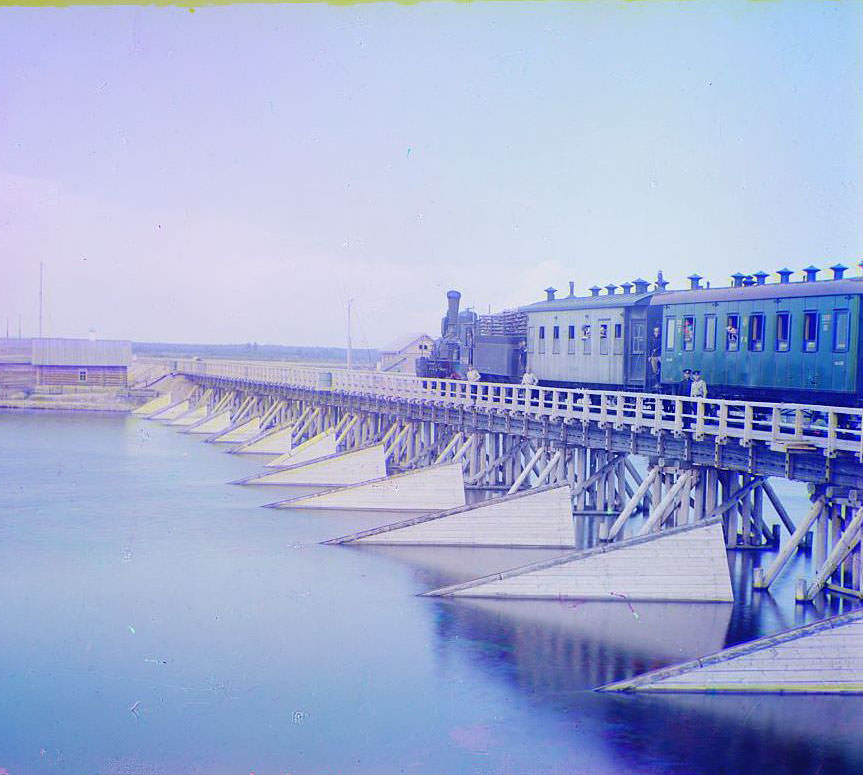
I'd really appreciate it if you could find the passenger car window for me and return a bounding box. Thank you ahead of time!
[582,324,591,355]
[726,315,739,351]
[775,312,790,352]
[599,321,609,355]
[704,315,716,351]
[552,325,560,354]
[834,309,849,352]
[682,316,695,351]
[748,314,764,352]
[665,318,675,351]
[567,324,576,354]
[803,312,818,352]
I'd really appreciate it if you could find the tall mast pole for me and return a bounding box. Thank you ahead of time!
[38,260,44,339]
[346,298,353,371]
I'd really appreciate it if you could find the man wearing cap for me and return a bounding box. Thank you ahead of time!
[676,369,693,397]
[691,370,708,399]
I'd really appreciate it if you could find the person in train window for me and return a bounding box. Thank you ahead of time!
[683,319,694,344]
[726,322,738,347]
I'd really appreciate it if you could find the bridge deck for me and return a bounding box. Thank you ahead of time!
[174,359,863,465]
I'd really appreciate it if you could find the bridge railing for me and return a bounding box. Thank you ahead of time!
[173,359,863,459]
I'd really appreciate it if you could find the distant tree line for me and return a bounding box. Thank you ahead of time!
[133,341,381,365]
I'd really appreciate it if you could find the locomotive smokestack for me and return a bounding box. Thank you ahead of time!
[446,290,461,333]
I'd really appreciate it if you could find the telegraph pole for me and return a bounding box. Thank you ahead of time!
[38,261,44,339]
[346,298,354,371]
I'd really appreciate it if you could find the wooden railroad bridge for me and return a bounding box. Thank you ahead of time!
[134,357,863,608]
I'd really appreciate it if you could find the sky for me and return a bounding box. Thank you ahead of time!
[1,1,862,349]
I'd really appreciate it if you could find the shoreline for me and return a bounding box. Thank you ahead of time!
[0,397,142,413]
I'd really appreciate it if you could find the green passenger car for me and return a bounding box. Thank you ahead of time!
[656,279,863,405]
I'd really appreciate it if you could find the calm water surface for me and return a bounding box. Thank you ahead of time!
[1,412,862,775]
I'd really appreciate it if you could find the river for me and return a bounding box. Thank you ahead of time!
[1,411,861,774]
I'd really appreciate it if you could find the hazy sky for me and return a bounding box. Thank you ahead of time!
[2,2,861,348]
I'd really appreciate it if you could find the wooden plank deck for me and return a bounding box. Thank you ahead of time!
[423,519,733,602]
[149,399,190,421]
[236,444,386,487]
[325,484,575,548]
[267,462,466,512]
[132,392,172,417]
[232,423,295,454]
[210,415,261,443]
[185,409,232,435]
[599,608,863,694]
[265,431,336,467]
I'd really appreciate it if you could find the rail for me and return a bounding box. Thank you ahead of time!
[173,359,863,460]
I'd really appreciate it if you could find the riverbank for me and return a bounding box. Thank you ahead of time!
[0,388,146,413]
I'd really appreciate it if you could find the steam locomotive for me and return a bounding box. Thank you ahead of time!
[417,265,863,407]
[414,290,526,381]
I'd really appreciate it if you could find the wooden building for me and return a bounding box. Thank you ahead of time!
[0,337,132,391]
[376,333,434,375]
[0,338,36,390]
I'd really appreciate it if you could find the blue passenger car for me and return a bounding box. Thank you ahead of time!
[657,272,863,405]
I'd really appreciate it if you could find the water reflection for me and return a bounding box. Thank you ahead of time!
[429,598,732,691]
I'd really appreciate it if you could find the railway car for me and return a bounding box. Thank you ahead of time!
[421,265,863,408]
[657,266,863,406]
[519,279,662,391]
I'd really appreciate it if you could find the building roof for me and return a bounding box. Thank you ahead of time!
[654,276,863,306]
[380,332,434,354]
[520,291,655,313]
[0,338,34,363]
[31,338,132,367]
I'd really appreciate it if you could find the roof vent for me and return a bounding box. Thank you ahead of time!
[742,275,755,287]
[731,272,745,288]
[568,280,575,297]
[605,283,617,295]
[831,263,847,280]
[589,285,601,297]
[545,286,557,301]
[753,271,769,286]
[777,268,793,284]
[655,271,669,291]
[803,266,819,283]
[620,281,633,295]
[687,273,702,290]
[633,278,650,294]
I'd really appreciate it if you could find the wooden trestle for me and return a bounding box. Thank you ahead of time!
[133,359,863,605]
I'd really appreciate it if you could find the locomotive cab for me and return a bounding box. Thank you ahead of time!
[417,291,526,382]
